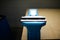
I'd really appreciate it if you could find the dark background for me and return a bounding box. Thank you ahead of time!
[0,0,60,40]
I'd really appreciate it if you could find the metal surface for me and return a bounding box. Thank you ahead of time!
[21,9,46,40]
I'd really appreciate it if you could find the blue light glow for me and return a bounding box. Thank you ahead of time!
[22,21,46,26]
[23,22,44,24]
[28,9,38,16]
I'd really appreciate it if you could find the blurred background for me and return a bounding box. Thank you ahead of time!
[0,0,60,40]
